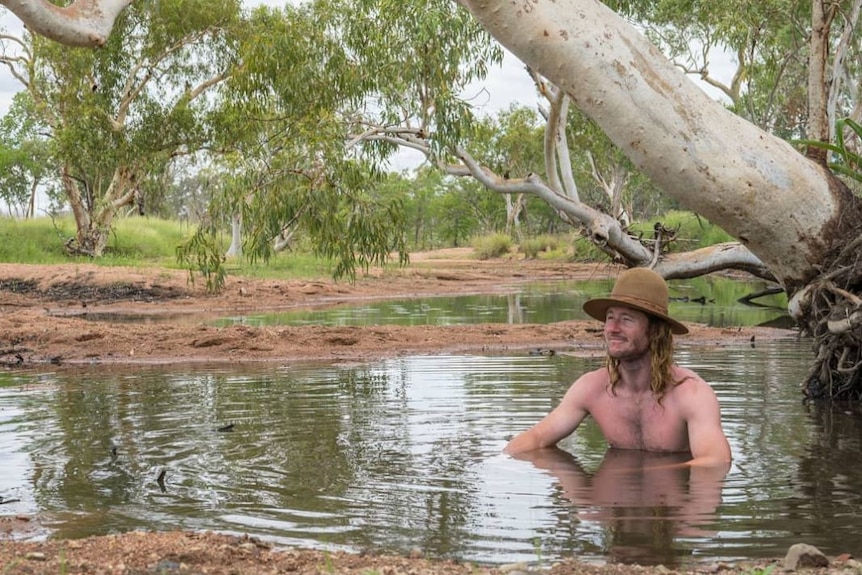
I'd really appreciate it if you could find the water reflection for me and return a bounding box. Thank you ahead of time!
[75,276,791,329]
[794,404,862,540]
[512,447,728,566]
[215,276,789,329]
[4,342,862,566]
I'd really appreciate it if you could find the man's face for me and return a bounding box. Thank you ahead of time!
[603,305,650,360]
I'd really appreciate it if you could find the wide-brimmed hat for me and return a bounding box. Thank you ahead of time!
[582,267,688,335]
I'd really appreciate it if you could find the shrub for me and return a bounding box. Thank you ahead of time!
[520,234,562,259]
[471,233,513,260]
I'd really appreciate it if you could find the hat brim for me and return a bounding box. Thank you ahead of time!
[583,297,689,335]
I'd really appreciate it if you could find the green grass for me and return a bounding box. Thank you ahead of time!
[107,217,194,263]
[520,234,563,259]
[0,214,74,263]
[0,210,737,282]
[0,214,189,266]
[470,232,513,260]
[0,214,366,282]
[230,252,338,281]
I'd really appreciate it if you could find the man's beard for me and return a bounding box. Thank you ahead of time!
[606,336,650,361]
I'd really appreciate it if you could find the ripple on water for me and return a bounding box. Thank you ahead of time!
[4,343,862,565]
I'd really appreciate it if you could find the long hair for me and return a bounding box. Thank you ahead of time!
[606,319,682,403]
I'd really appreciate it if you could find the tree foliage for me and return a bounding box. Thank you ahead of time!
[0,92,53,217]
[0,0,242,255]
[174,0,504,288]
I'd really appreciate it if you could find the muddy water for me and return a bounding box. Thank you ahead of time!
[1,339,857,567]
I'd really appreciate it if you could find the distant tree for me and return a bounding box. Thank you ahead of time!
[435,187,477,248]
[0,93,53,217]
[0,1,241,255]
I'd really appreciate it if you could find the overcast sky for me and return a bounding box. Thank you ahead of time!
[0,9,23,117]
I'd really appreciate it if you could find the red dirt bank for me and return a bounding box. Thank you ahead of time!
[0,253,795,367]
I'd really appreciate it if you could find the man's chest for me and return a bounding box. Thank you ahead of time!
[588,393,690,452]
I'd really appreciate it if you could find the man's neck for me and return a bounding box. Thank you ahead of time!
[614,354,652,394]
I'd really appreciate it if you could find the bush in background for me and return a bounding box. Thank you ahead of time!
[520,234,562,259]
[471,233,513,260]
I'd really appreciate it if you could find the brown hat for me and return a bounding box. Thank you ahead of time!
[582,267,688,335]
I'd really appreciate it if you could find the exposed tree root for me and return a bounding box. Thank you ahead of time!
[802,235,862,401]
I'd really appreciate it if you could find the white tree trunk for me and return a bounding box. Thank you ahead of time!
[226,213,242,258]
[459,0,860,295]
[0,0,132,47]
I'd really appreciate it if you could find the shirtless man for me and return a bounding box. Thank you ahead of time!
[504,267,732,467]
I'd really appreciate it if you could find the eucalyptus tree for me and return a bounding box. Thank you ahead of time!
[615,0,862,146]
[175,2,424,285]
[0,92,53,217]
[9,0,862,398]
[0,1,241,255]
[180,0,511,285]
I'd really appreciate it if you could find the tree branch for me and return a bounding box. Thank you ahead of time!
[115,27,221,128]
[553,95,579,200]
[0,33,33,88]
[658,242,773,281]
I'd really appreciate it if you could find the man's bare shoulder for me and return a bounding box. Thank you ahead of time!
[669,365,719,401]
[671,365,709,384]
[563,367,609,398]
[574,366,609,387]
[560,367,609,411]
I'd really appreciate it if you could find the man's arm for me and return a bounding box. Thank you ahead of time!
[683,379,732,467]
[503,375,595,455]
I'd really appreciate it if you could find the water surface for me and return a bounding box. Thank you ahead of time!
[78,276,791,329]
[214,276,790,329]
[2,339,856,567]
